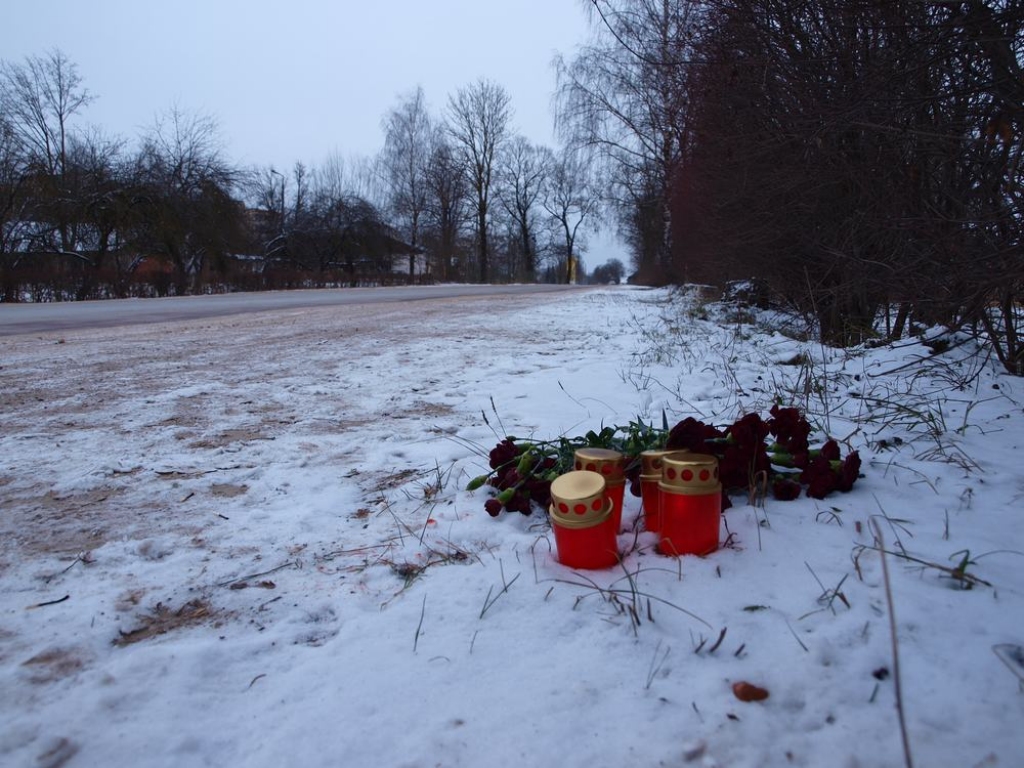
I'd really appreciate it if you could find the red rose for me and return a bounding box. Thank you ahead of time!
[722,414,772,490]
[488,439,521,471]
[729,413,770,449]
[768,405,811,455]
[504,490,534,515]
[820,439,841,462]
[525,477,552,505]
[666,417,723,452]
[772,478,802,500]
[837,451,862,492]
[801,455,838,499]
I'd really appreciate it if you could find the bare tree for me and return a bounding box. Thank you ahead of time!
[542,148,598,284]
[446,79,513,282]
[0,49,93,180]
[256,154,396,287]
[307,191,390,284]
[0,113,31,300]
[63,129,135,298]
[1,49,97,259]
[498,136,552,281]
[423,128,470,280]
[591,257,626,283]
[250,166,287,222]
[137,106,243,293]
[242,165,289,268]
[380,86,432,280]
[313,152,347,205]
[291,161,310,226]
[556,1,702,280]
[0,52,146,300]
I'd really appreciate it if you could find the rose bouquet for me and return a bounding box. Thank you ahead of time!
[465,420,664,517]
[468,406,862,518]
[663,406,862,509]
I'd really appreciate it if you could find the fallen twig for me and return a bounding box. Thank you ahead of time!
[413,594,427,653]
[27,594,70,609]
[247,673,266,690]
[218,560,299,588]
[708,627,728,654]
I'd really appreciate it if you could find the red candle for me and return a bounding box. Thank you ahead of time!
[657,453,721,556]
[574,447,627,531]
[638,449,682,532]
[549,470,619,569]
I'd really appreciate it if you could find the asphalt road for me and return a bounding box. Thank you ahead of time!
[0,284,589,336]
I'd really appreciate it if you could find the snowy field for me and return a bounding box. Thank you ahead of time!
[1,286,1022,768]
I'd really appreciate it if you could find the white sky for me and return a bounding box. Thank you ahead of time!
[5,0,593,172]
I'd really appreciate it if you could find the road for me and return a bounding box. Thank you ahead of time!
[0,284,588,335]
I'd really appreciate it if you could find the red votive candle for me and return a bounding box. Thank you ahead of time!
[657,453,721,556]
[574,447,627,531]
[549,470,619,569]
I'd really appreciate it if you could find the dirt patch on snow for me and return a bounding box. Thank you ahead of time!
[0,292,564,648]
[113,599,222,647]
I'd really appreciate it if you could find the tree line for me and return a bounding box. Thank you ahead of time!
[560,0,1022,373]
[0,52,609,302]
[5,2,1021,374]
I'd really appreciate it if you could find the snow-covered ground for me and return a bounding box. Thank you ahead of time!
[1,287,1021,768]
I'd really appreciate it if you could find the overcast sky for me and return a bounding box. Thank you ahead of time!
[6,0,594,172]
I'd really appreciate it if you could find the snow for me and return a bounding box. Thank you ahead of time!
[1,286,1022,768]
